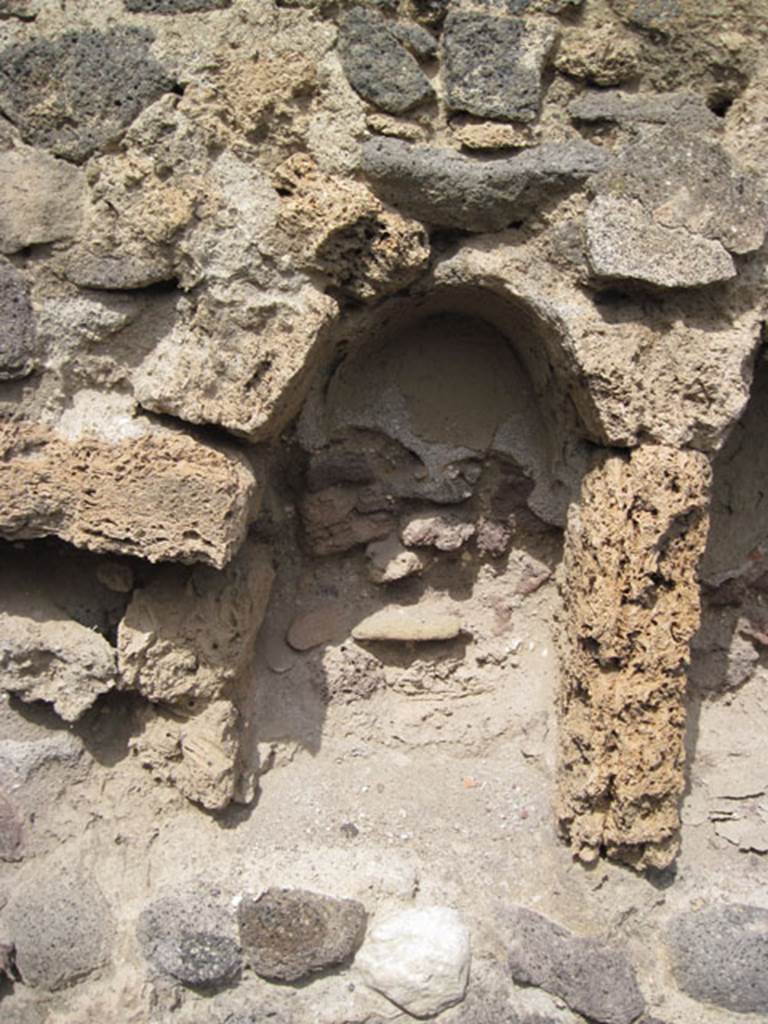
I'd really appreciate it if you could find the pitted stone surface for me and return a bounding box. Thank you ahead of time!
[0,258,38,380]
[586,195,736,288]
[338,6,434,115]
[558,446,711,869]
[570,89,716,128]
[361,137,609,230]
[0,420,257,568]
[443,10,557,122]
[0,28,174,162]
[238,888,367,981]
[7,868,114,990]
[667,904,768,1014]
[137,891,241,988]
[591,125,768,256]
[506,907,645,1024]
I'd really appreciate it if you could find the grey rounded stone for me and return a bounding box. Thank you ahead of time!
[0,258,37,381]
[0,28,175,162]
[506,906,645,1024]
[0,791,23,861]
[137,893,241,988]
[237,887,367,982]
[338,6,435,115]
[6,867,114,990]
[667,903,768,1014]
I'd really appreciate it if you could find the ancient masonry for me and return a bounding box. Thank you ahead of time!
[1,1,768,1023]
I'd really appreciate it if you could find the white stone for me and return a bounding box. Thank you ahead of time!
[355,905,471,1018]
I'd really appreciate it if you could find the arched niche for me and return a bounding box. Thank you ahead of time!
[298,284,589,529]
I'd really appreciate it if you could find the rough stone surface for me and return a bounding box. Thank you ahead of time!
[352,604,463,643]
[506,907,645,1024]
[586,195,736,288]
[137,890,241,988]
[558,446,711,869]
[361,138,609,230]
[273,153,430,301]
[443,11,557,122]
[356,905,471,1018]
[118,542,274,703]
[0,28,175,163]
[237,888,367,982]
[0,420,257,569]
[131,698,247,810]
[555,25,640,85]
[401,513,476,552]
[591,125,768,256]
[300,484,396,557]
[0,258,38,380]
[569,89,716,128]
[338,6,434,115]
[0,147,85,254]
[366,535,425,584]
[125,0,231,11]
[6,867,114,990]
[667,904,768,1014]
[135,285,337,442]
[0,610,116,721]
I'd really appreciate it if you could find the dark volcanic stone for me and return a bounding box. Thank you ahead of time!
[237,887,367,982]
[443,10,555,122]
[608,0,681,33]
[667,903,768,1014]
[125,0,231,11]
[0,27,175,162]
[7,868,114,990]
[0,258,38,381]
[361,137,609,230]
[506,906,645,1024]
[137,893,241,988]
[338,6,434,114]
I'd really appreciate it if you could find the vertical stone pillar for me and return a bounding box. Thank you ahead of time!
[557,445,711,870]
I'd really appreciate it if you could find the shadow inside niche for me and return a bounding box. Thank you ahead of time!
[236,285,580,797]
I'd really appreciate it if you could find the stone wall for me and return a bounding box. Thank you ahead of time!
[1,1,768,1023]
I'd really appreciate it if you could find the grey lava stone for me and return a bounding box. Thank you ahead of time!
[0,27,175,162]
[667,903,768,1014]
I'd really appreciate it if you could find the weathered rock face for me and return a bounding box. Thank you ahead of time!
[0,610,116,721]
[442,10,556,122]
[506,906,645,1024]
[0,28,175,162]
[557,446,711,869]
[666,903,768,1014]
[118,542,274,703]
[130,698,247,810]
[137,889,241,988]
[237,888,367,981]
[338,6,434,114]
[6,867,114,990]
[0,147,85,254]
[361,138,609,231]
[0,420,257,568]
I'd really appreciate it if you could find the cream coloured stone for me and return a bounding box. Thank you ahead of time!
[352,604,462,643]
